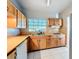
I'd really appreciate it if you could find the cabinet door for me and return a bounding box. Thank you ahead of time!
[7,0,17,28]
[58,39,66,46]
[48,18,55,26]
[17,10,22,28]
[17,11,26,28]
[16,40,27,59]
[30,36,39,51]
[7,50,16,59]
[7,0,15,16]
[46,36,51,48]
[55,18,63,26]
[7,16,17,28]
[39,36,47,49]
[21,14,26,28]
[50,37,58,48]
[46,36,58,48]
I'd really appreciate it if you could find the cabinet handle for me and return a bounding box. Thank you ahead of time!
[38,39,40,42]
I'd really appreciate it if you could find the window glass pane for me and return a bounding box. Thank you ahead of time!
[28,18,47,32]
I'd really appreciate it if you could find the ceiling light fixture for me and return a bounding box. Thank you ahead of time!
[46,0,50,7]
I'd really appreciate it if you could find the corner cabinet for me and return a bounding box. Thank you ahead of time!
[7,0,27,28]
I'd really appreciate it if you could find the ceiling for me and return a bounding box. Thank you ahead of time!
[12,0,72,18]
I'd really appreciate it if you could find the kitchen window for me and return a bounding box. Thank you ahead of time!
[28,18,47,32]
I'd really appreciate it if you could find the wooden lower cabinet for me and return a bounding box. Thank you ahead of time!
[57,39,66,46]
[28,36,66,52]
[29,36,39,51]
[46,36,58,48]
[39,36,47,49]
[50,38,58,48]
[7,50,16,59]
[29,36,47,51]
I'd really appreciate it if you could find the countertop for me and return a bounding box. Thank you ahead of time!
[7,35,29,55]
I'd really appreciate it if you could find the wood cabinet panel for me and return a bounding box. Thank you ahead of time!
[7,50,16,59]
[29,36,39,51]
[17,11,26,28]
[7,0,15,16]
[50,38,58,48]
[7,16,17,28]
[46,36,58,48]
[57,39,66,46]
[55,18,63,26]
[7,0,26,28]
[48,18,55,26]
[7,0,16,28]
[48,18,63,26]
[39,36,47,49]
[21,14,26,28]
[18,11,22,19]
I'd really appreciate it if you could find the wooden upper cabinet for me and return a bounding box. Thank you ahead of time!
[7,0,27,28]
[7,0,17,28]
[17,10,26,28]
[18,10,22,19]
[48,18,55,26]
[55,18,63,26]
[7,16,17,28]
[28,36,47,52]
[17,10,22,28]
[21,14,26,28]
[48,18,63,26]
[7,0,15,16]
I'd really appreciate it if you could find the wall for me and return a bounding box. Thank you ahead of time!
[7,28,20,36]
[24,10,59,18]
[60,3,72,43]
[59,4,72,59]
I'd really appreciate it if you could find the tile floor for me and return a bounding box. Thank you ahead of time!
[27,47,69,59]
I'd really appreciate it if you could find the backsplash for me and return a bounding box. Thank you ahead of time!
[7,28,20,36]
